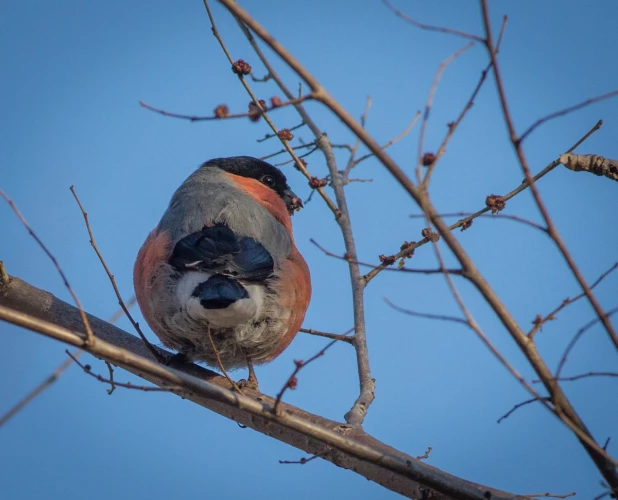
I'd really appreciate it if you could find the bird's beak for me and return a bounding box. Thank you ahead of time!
[283,187,303,215]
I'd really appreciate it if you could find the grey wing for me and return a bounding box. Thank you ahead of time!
[158,173,292,262]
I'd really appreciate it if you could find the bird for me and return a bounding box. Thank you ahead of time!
[133,156,311,388]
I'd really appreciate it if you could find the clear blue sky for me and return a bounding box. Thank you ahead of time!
[1,1,617,498]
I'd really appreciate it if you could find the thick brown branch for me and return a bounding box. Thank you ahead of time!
[0,274,524,500]
[560,154,618,183]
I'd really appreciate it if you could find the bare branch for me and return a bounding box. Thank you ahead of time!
[533,372,618,384]
[311,238,464,277]
[226,4,375,426]
[409,212,548,234]
[382,0,484,42]
[423,16,507,186]
[480,1,618,487]
[213,14,618,472]
[528,262,618,338]
[0,351,78,428]
[560,154,618,183]
[497,397,552,424]
[140,95,312,123]
[299,327,355,345]
[385,298,468,326]
[279,454,321,465]
[66,350,173,393]
[480,1,617,357]
[524,492,575,499]
[0,274,528,499]
[202,0,339,216]
[417,41,474,182]
[555,307,618,380]
[273,340,337,414]
[70,186,164,363]
[0,190,95,346]
[520,89,618,144]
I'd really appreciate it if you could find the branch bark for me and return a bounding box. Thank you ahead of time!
[0,273,523,500]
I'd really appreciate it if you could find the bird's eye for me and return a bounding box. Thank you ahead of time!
[261,175,275,187]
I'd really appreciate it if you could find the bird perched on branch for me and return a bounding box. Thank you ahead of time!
[134,156,311,388]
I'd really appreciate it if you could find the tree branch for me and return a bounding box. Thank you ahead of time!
[0,273,525,500]
[218,1,618,488]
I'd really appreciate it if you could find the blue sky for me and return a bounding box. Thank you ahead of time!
[1,1,617,498]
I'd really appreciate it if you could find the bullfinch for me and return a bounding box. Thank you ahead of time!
[133,157,311,385]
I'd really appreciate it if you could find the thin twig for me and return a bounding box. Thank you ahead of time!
[382,0,484,42]
[525,492,575,499]
[227,5,375,426]
[257,122,306,143]
[555,307,618,380]
[0,299,137,428]
[346,111,420,177]
[207,324,242,393]
[105,362,116,395]
[66,350,173,392]
[0,189,95,346]
[409,212,548,233]
[300,327,355,345]
[259,141,317,161]
[528,262,618,338]
[108,296,137,324]
[279,454,321,465]
[222,0,588,440]
[0,352,79,428]
[273,340,337,414]
[342,97,372,179]
[140,94,313,122]
[202,0,339,215]
[423,16,507,187]
[311,238,464,277]
[480,1,617,355]
[519,89,618,144]
[497,397,552,424]
[70,186,165,363]
[416,41,474,183]
[481,1,618,488]
[416,447,433,461]
[533,372,618,384]
[363,120,602,286]
[385,298,467,325]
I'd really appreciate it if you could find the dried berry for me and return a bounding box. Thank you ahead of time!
[277,128,294,141]
[214,104,229,118]
[379,254,396,266]
[270,96,283,108]
[400,241,416,258]
[421,227,440,242]
[486,194,506,214]
[288,376,298,390]
[248,100,267,122]
[422,152,436,167]
[232,59,252,75]
[309,177,328,188]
